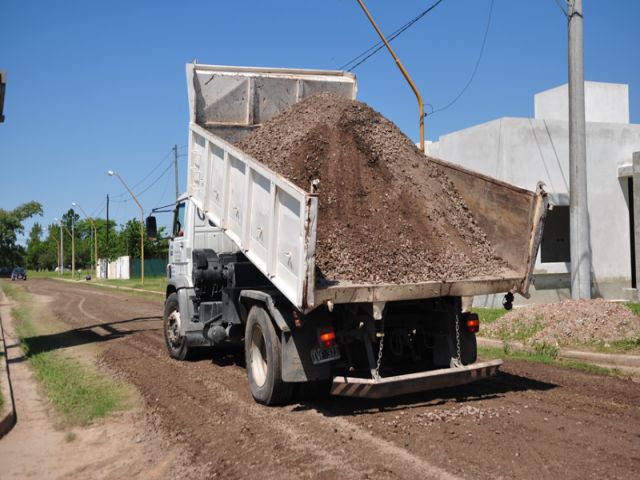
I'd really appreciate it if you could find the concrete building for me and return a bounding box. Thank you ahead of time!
[427,82,640,305]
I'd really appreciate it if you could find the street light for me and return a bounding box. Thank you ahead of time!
[54,217,75,278]
[72,202,99,280]
[54,217,63,276]
[108,170,144,285]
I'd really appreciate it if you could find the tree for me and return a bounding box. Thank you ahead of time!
[26,222,47,270]
[0,201,43,266]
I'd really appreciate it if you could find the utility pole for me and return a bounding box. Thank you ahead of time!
[71,215,75,280]
[59,220,64,276]
[106,194,109,279]
[173,144,179,200]
[568,0,591,299]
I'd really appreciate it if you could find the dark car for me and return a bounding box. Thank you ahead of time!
[11,267,27,281]
[0,266,12,278]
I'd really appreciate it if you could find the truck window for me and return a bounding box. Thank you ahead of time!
[174,202,186,237]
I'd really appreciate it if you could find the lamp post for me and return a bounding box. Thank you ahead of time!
[72,202,99,280]
[71,215,75,279]
[54,217,74,277]
[54,217,63,276]
[51,235,60,275]
[108,170,144,285]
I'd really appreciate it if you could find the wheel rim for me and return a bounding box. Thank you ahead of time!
[250,325,268,387]
[166,308,182,348]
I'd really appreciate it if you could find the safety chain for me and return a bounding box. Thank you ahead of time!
[374,331,384,379]
[452,311,463,368]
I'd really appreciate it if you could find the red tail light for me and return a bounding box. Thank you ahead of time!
[465,313,480,333]
[318,327,336,347]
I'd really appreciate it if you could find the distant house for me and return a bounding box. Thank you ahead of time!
[427,82,640,305]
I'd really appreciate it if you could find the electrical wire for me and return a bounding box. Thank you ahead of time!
[554,0,569,17]
[339,0,445,72]
[427,0,494,117]
[110,147,175,200]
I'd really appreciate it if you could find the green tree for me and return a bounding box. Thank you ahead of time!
[26,223,46,270]
[0,201,43,266]
[115,218,168,259]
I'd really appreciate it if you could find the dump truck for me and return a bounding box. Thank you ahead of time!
[146,63,548,405]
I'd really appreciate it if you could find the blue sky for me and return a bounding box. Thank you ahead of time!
[1,0,638,243]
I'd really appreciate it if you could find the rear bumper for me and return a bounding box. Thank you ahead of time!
[330,359,502,399]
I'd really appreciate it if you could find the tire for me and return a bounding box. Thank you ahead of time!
[163,293,192,360]
[245,306,293,405]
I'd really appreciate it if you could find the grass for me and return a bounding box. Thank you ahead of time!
[624,302,640,316]
[478,346,621,377]
[91,276,166,293]
[2,283,133,427]
[472,307,507,325]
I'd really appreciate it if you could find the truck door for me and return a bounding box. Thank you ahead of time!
[169,201,191,280]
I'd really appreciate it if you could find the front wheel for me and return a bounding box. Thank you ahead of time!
[245,306,293,405]
[163,293,192,360]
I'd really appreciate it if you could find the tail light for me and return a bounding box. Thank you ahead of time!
[318,327,336,348]
[465,313,480,333]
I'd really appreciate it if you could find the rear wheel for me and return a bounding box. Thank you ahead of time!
[163,293,192,360]
[245,306,293,405]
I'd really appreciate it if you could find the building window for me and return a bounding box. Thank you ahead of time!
[541,206,570,263]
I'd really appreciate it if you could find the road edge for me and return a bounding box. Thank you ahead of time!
[0,311,17,439]
[477,336,640,370]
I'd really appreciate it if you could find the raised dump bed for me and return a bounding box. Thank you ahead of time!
[185,63,547,313]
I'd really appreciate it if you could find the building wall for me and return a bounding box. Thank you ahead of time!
[534,82,629,124]
[427,117,640,302]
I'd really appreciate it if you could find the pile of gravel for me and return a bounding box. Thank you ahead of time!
[236,93,507,284]
[481,299,640,346]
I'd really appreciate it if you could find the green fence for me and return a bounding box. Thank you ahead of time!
[132,258,167,277]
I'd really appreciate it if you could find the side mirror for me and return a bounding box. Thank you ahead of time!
[145,216,158,241]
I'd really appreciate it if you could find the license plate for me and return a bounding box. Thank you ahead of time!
[310,345,340,365]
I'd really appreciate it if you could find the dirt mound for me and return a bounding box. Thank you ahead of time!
[236,93,506,284]
[482,299,640,347]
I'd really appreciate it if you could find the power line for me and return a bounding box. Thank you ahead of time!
[427,0,494,117]
[554,0,569,17]
[110,147,174,200]
[340,0,445,71]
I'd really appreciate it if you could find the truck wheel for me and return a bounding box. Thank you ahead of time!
[163,293,191,360]
[245,306,293,405]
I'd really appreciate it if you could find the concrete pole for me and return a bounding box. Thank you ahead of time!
[568,0,591,299]
[633,152,640,292]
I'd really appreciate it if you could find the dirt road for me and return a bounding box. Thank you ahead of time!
[18,279,640,479]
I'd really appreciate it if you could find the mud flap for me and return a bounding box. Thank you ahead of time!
[280,324,333,382]
[330,359,502,399]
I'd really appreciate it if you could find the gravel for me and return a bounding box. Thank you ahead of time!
[236,93,507,284]
[482,299,640,347]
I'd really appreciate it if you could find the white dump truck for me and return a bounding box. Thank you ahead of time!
[146,63,548,405]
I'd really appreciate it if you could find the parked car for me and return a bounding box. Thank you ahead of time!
[0,267,12,278]
[11,267,27,281]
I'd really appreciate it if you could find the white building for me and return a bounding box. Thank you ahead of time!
[427,82,640,305]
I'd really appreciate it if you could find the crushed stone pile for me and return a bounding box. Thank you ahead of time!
[236,93,507,284]
[482,299,640,347]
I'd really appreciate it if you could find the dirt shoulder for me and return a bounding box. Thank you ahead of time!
[0,282,204,479]
[8,278,639,480]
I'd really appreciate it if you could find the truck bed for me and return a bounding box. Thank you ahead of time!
[186,63,547,313]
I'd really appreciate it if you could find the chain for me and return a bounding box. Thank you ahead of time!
[451,311,463,368]
[374,332,384,379]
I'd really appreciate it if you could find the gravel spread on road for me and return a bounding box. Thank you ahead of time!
[482,299,640,346]
[236,93,507,284]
